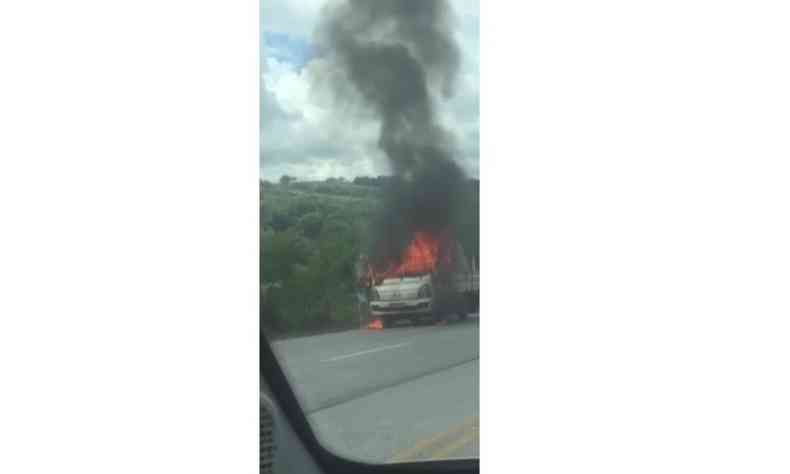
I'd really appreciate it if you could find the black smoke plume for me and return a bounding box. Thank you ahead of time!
[317,0,466,268]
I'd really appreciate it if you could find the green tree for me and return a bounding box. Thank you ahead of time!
[288,196,318,219]
[270,211,294,232]
[261,229,311,284]
[298,212,324,240]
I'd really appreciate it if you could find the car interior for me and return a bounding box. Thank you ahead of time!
[260,332,479,474]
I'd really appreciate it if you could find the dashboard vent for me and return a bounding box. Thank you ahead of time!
[260,403,275,474]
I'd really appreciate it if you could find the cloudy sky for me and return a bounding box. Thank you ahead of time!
[260,0,479,181]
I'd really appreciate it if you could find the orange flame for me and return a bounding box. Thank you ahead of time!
[366,319,383,330]
[376,231,450,279]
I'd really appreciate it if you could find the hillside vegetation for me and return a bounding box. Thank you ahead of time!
[261,177,479,336]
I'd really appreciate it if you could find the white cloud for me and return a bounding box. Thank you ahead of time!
[261,0,326,37]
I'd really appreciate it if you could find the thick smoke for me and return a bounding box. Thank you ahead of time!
[316,0,467,267]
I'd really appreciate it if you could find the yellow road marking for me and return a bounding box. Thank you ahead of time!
[428,428,478,460]
[388,416,478,463]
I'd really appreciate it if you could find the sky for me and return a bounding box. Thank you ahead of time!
[260,0,479,182]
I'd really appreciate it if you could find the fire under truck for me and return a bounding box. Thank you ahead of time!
[360,232,479,329]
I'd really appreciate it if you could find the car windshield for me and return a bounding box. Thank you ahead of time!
[260,0,479,464]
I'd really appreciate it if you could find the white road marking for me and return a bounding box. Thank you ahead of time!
[321,342,411,363]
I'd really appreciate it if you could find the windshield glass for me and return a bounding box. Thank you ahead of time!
[380,277,424,286]
[260,0,479,464]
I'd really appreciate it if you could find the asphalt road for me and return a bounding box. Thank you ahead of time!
[271,315,479,463]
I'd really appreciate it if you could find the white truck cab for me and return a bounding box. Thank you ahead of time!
[364,239,478,329]
[369,274,436,327]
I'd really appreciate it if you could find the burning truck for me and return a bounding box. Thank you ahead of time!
[320,0,477,328]
[360,231,478,328]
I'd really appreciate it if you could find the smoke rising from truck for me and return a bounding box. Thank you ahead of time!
[316,0,467,271]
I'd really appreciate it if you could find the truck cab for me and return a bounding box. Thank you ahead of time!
[365,238,478,329]
[369,274,436,327]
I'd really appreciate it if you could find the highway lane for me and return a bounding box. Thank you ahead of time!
[270,316,479,463]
